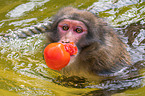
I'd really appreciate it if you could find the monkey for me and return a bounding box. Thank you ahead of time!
[46,7,131,80]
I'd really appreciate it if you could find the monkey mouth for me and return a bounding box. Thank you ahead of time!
[60,42,78,56]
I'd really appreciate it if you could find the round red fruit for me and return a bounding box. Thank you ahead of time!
[44,43,70,70]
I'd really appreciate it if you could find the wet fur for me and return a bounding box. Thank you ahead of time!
[47,7,131,78]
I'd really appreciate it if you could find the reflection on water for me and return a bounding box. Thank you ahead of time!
[0,0,145,96]
[118,19,145,63]
[6,0,50,18]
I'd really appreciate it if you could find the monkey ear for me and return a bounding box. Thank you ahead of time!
[97,18,108,26]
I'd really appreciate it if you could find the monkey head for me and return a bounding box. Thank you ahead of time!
[49,7,107,49]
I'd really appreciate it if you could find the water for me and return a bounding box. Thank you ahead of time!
[0,0,145,96]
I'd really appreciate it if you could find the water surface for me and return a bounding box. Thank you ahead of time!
[0,0,145,96]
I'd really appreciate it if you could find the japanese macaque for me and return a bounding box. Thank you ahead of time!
[46,7,131,79]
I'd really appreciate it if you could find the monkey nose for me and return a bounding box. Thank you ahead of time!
[61,41,70,43]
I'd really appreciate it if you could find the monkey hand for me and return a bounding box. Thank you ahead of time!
[44,43,78,70]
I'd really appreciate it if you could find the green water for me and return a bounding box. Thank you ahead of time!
[0,0,145,96]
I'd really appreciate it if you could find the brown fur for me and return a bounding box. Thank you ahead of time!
[46,7,131,78]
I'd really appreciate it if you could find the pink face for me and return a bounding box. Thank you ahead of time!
[57,19,88,43]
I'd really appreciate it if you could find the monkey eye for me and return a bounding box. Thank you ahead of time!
[62,24,69,31]
[75,27,83,33]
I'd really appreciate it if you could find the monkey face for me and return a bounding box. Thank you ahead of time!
[57,19,88,44]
